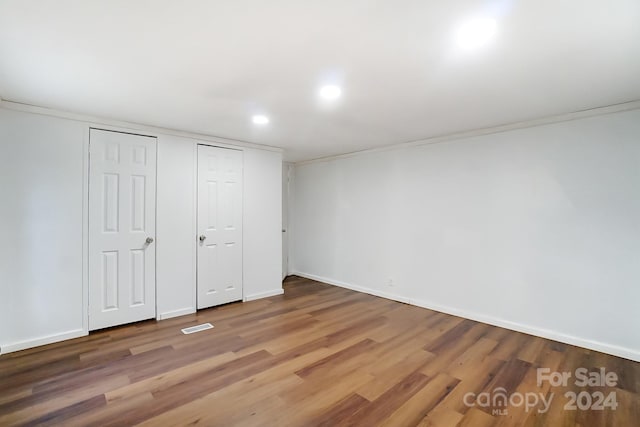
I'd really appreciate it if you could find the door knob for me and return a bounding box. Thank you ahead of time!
[199,235,206,241]
[146,237,154,244]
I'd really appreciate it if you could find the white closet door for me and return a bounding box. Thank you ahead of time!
[197,145,243,309]
[88,129,157,330]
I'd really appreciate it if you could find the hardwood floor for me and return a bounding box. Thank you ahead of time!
[0,276,638,426]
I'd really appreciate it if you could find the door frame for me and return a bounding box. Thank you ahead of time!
[195,143,245,308]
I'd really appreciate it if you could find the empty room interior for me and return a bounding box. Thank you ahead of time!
[1,1,639,426]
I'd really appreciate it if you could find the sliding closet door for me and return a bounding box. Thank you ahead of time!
[88,129,157,330]
[197,145,243,309]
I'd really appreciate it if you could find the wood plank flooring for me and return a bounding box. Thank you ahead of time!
[0,276,638,426]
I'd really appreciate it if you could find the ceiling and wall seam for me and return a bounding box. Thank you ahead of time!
[0,98,283,153]
[295,99,640,165]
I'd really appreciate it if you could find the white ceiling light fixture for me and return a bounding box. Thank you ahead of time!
[319,85,342,100]
[455,17,497,49]
[252,115,269,125]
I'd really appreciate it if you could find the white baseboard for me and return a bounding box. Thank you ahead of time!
[0,329,87,355]
[244,288,284,302]
[292,271,414,305]
[408,297,640,363]
[157,307,196,320]
[291,271,640,363]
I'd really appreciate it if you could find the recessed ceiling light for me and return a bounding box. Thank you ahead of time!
[456,18,497,49]
[252,115,269,125]
[319,85,342,100]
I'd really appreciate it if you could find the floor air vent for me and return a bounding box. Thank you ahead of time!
[181,323,214,334]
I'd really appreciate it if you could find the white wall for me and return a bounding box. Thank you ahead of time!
[244,149,283,300]
[0,104,283,353]
[0,109,87,353]
[291,108,640,362]
[156,135,197,319]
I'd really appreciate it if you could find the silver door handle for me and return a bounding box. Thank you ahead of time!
[199,235,206,241]
[146,237,154,244]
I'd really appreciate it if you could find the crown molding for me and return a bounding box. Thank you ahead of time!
[0,99,283,153]
[295,100,640,165]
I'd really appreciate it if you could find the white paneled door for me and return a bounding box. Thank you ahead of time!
[89,129,157,330]
[197,145,243,309]
[282,163,289,280]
